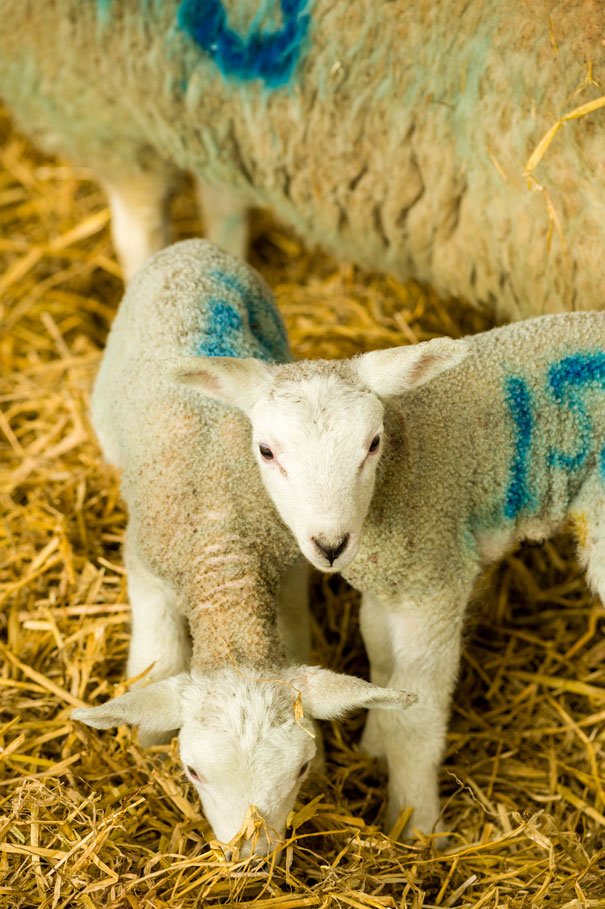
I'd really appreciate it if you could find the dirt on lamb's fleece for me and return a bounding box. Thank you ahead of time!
[1,105,604,908]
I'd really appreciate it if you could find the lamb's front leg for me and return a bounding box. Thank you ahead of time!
[359,591,395,760]
[125,541,191,685]
[375,586,470,836]
[277,558,326,768]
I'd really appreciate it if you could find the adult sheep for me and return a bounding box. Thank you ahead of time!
[72,239,415,857]
[175,311,605,836]
[0,2,604,316]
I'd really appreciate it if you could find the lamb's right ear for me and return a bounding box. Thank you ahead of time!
[72,674,188,734]
[171,356,272,414]
[352,337,467,397]
[288,666,417,720]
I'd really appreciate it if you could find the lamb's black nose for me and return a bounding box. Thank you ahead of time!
[313,534,350,566]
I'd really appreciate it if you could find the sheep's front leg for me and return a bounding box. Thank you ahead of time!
[103,164,175,282]
[196,178,249,260]
[375,588,470,837]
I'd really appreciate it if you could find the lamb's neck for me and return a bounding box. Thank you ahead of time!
[183,550,287,674]
[343,401,413,596]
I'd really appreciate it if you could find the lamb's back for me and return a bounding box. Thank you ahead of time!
[91,240,296,597]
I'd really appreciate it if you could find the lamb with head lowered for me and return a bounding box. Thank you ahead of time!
[72,239,415,857]
[176,311,605,837]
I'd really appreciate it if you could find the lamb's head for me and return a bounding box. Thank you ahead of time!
[73,665,415,857]
[173,337,466,571]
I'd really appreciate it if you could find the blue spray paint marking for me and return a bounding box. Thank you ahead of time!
[195,269,290,363]
[547,352,605,475]
[209,270,289,353]
[177,0,311,88]
[503,375,536,520]
[196,301,244,357]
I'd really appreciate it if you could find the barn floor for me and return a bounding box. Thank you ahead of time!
[1,105,604,908]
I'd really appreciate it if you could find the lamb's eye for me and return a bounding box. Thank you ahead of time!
[368,434,381,453]
[298,760,310,779]
[186,765,201,782]
[259,444,274,461]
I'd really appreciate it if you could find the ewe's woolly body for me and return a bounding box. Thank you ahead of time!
[344,312,605,600]
[1,1,604,316]
[92,239,299,671]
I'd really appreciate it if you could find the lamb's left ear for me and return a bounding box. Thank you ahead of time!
[71,674,188,735]
[171,356,272,413]
[352,337,467,397]
[288,666,417,720]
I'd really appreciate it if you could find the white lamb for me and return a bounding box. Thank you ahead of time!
[71,239,415,856]
[175,311,605,836]
[0,2,604,316]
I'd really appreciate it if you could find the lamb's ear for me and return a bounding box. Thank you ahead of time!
[288,666,417,720]
[171,356,272,413]
[72,674,188,734]
[352,338,467,397]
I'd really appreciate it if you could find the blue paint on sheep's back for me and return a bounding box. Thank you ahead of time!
[547,352,605,475]
[177,0,311,88]
[195,269,290,363]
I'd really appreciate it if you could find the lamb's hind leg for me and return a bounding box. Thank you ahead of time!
[374,585,470,837]
[125,538,191,744]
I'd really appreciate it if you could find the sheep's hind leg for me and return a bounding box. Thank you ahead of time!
[103,162,175,282]
[125,540,191,745]
[376,585,470,839]
[196,178,250,260]
[359,591,395,760]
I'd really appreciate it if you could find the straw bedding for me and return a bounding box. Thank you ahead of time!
[1,104,604,908]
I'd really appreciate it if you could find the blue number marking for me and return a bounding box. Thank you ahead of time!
[547,352,605,474]
[503,375,537,520]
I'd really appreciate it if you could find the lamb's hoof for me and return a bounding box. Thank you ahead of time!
[384,806,449,849]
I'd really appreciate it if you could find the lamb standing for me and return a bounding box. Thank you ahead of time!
[176,311,605,835]
[1,2,604,316]
[72,239,415,856]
